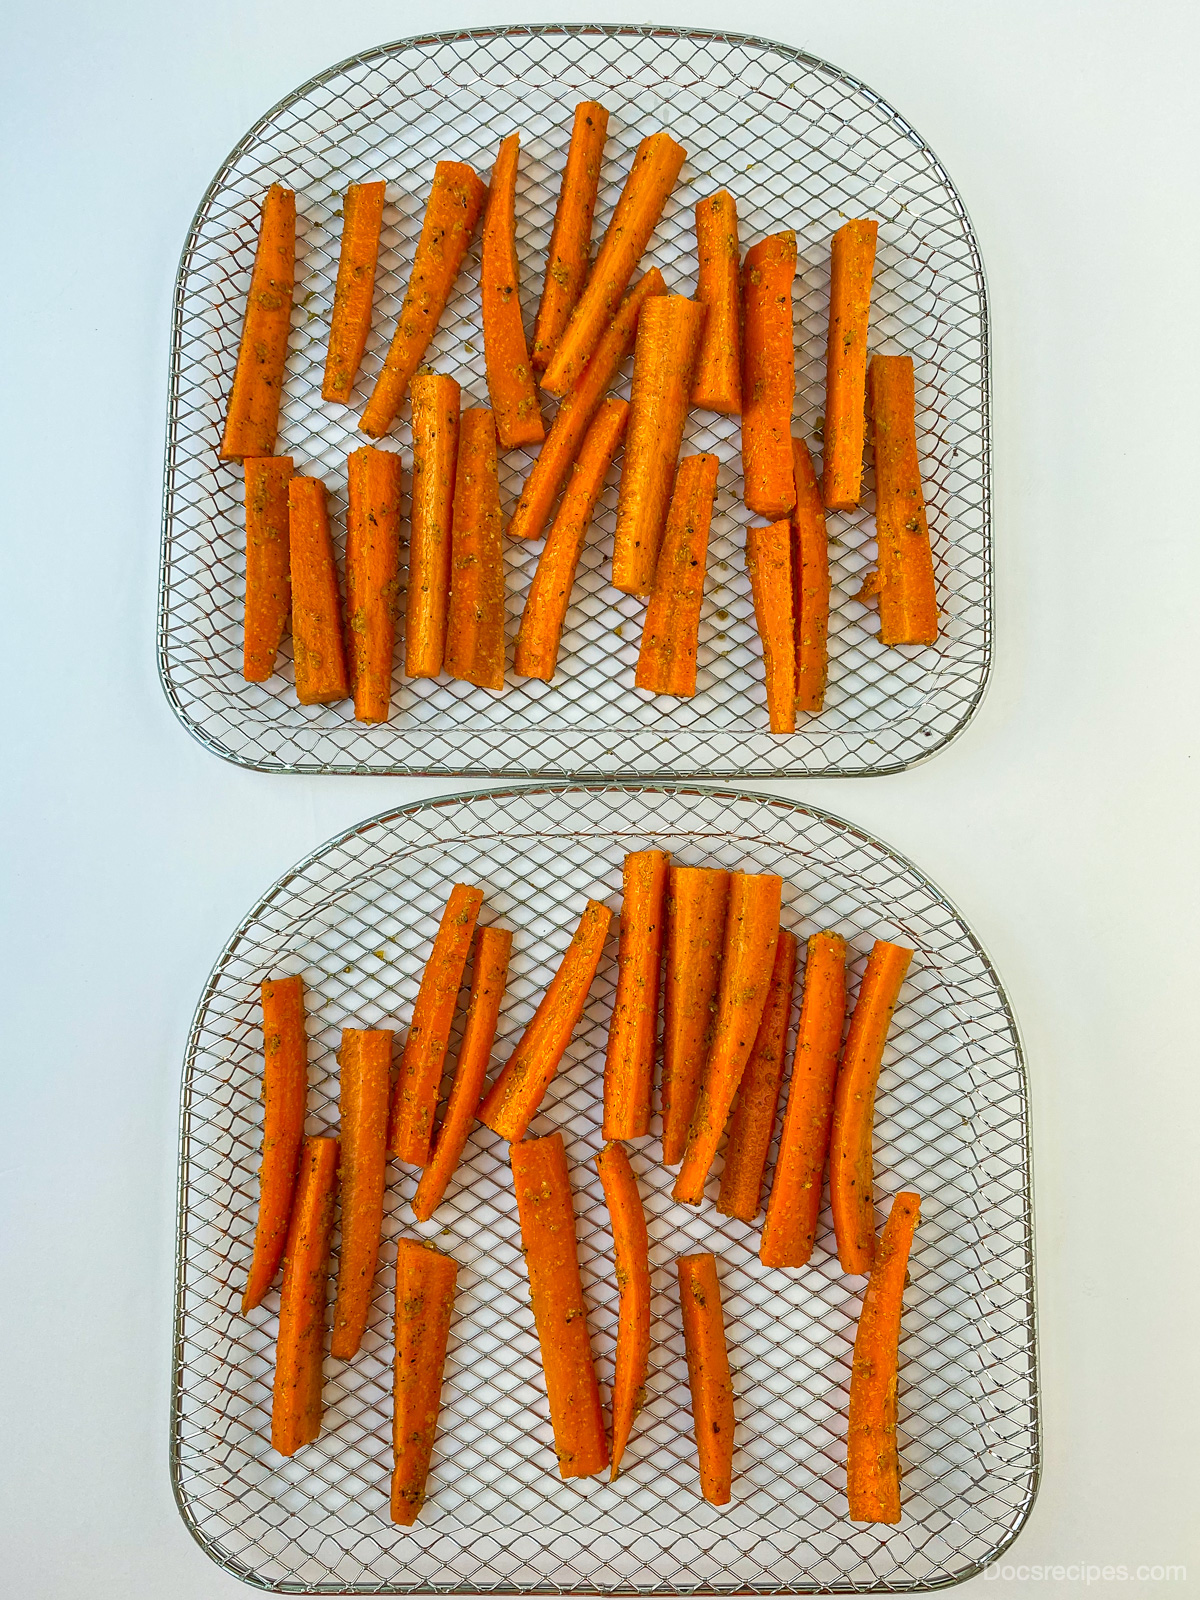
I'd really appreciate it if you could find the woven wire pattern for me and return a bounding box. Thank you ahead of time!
[158,26,991,779]
[172,785,1037,1593]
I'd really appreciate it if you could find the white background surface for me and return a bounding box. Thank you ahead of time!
[2,2,1198,1596]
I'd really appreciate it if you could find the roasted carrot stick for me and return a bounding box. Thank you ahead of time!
[360,162,488,439]
[741,231,797,518]
[391,1237,458,1525]
[322,180,387,405]
[829,939,914,1274]
[481,133,544,450]
[445,408,506,691]
[288,476,349,705]
[859,355,939,646]
[531,101,609,376]
[692,192,741,414]
[676,1252,734,1505]
[412,926,512,1222]
[635,453,719,697]
[602,850,669,1140]
[220,184,295,462]
[791,437,831,715]
[660,866,730,1166]
[595,1142,651,1479]
[243,975,308,1312]
[330,1029,392,1360]
[759,931,847,1269]
[673,872,782,1205]
[510,1131,608,1477]
[346,445,403,723]
[243,455,294,682]
[746,520,796,734]
[847,1191,921,1523]
[477,899,613,1142]
[405,373,460,678]
[513,396,628,681]
[390,883,484,1167]
[821,220,878,510]
[270,1135,338,1456]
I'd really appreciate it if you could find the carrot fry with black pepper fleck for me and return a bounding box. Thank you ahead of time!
[271,1135,338,1456]
[346,445,403,723]
[322,180,387,404]
[745,520,796,734]
[741,231,797,517]
[243,455,294,682]
[595,1142,651,1479]
[221,184,295,461]
[603,850,670,1140]
[635,453,719,698]
[288,475,349,705]
[858,355,939,645]
[677,1252,734,1505]
[691,191,741,414]
[791,437,831,714]
[660,866,730,1166]
[243,975,308,1313]
[405,373,461,678]
[445,408,506,690]
[482,134,544,449]
[391,1237,458,1524]
[330,1029,392,1359]
[531,101,609,375]
[821,220,877,511]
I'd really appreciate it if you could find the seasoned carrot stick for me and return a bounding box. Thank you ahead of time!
[243,455,294,682]
[829,939,913,1274]
[791,436,831,715]
[510,1132,608,1477]
[661,867,730,1166]
[412,926,512,1222]
[220,184,295,462]
[602,850,670,1140]
[673,872,782,1205]
[330,1029,392,1360]
[531,101,609,375]
[691,192,741,414]
[746,520,796,734]
[270,1135,338,1456]
[390,883,484,1167]
[477,899,613,1142]
[322,180,387,404]
[360,162,488,439]
[759,931,847,1269]
[391,1237,458,1525]
[677,1252,734,1505]
[821,220,878,510]
[859,355,939,646]
[481,134,544,449]
[445,408,506,691]
[243,975,308,1312]
[595,1142,651,1479]
[741,231,797,517]
[288,476,349,705]
[346,445,403,723]
[847,1191,921,1522]
[635,453,718,697]
[514,396,628,681]
[405,373,460,678]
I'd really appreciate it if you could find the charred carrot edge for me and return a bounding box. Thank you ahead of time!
[391,1237,458,1525]
[673,872,782,1205]
[821,220,878,511]
[692,192,741,414]
[360,162,487,439]
[322,180,387,404]
[478,899,613,1142]
[847,1191,921,1522]
[861,355,939,646]
[271,1135,338,1456]
[406,374,461,678]
[445,408,506,691]
[482,134,544,449]
[676,1252,734,1505]
[243,976,308,1312]
[514,396,629,681]
[390,884,485,1166]
[745,520,796,734]
[660,867,730,1166]
[413,926,513,1222]
[531,101,610,375]
[829,939,914,1274]
[602,850,670,1140]
[595,1142,651,1479]
[288,476,349,706]
[759,931,847,1269]
[741,231,798,518]
[243,456,294,682]
[221,184,296,461]
[511,1132,609,1477]
[346,445,403,723]
[330,1029,392,1360]
[635,453,719,697]
[791,437,831,714]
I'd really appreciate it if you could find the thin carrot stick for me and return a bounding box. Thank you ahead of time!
[481,133,544,449]
[243,975,308,1312]
[288,476,349,705]
[745,520,796,734]
[531,101,609,376]
[691,191,741,414]
[405,373,460,678]
[510,1131,608,1477]
[741,231,797,517]
[445,408,506,691]
[360,162,488,439]
[676,1252,734,1506]
[330,1029,392,1360]
[220,184,295,462]
[391,1237,458,1525]
[634,453,719,697]
[322,180,387,404]
[346,445,403,723]
[821,219,878,511]
[243,455,294,682]
[791,436,831,715]
[859,355,939,645]
[660,867,730,1166]
[594,1142,651,1479]
[270,1135,338,1456]
[829,939,914,1274]
[477,899,613,1142]
[602,850,670,1140]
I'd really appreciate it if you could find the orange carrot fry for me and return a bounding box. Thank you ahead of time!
[746,520,796,733]
[243,975,308,1312]
[821,220,878,511]
[531,101,609,376]
[330,1029,392,1360]
[676,1252,735,1505]
[602,850,670,1140]
[346,445,403,723]
[390,884,484,1167]
[829,939,914,1274]
[243,455,294,682]
[847,1191,921,1522]
[741,231,798,517]
[759,931,847,1268]
[322,180,387,404]
[510,1132,608,1477]
[691,191,741,414]
[635,453,719,697]
[661,866,730,1166]
[221,184,295,462]
[791,437,831,714]
[391,1237,458,1525]
[445,408,506,691]
[270,1135,338,1456]
[481,134,544,450]
[288,475,349,705]
[360,162,487,439]
[860,355,939,646]
[478,899,613,1142]
[595,1142,651,1479]
[405,373,461,678]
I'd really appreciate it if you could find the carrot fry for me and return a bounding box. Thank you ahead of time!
[514,396,628,681]
[673,872,782,1205]
[660,866,730,1166]
[829,939,914,1274]
[635,453,719,697]
[847,1191,921,1522]
[288,476,349,705]
[791,437,831,714]
[595,1142,651,1479]
[346,445,403,723]
[859,355,939,645]
[510,1132,608,1477]
[691,192,741,414]
[243,976,309,1312]
[821,220,878,510]
[390,883,484,1167]
[746,520,796,733]
[759,931,847,1269]
[405,373,461,678]
[330,1029,392,1360]
[602,850,670,1140]
[220,184,295,462]
[242,455,294,682]
[391,1237,458,1525]
[531,101,609,375]
[360,162,487,439]
[741,231,798,517]
[480,134,544,450]
[445,408,506,690]
[270,1135,338,1456]
[412,926,512,1221]
[477,899,613,1142]
[322,180,387,404]
[676,1252,734,1505]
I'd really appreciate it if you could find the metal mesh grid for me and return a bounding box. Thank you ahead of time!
[172,785,1037,1593]
[158,26,992,779]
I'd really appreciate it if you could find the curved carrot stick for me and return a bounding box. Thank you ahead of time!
[242,455,294,682]
[602,850,670,1140]
[741,231,797,517]
[594,1142,651,1479]
[676,1252,734,1505]
[445,407,506,691]
[346,445,403,723]
[330,1028,392,1360]
[405,373,460,679]
[859,355,938,645]
[746,520,796,734]
[531,101,609,376]
[322,180,386,405]
[660,866,730,1166]
[243,975,308,1312]
[391,1237,458,1525]
[220,184,295,462]
[791,437,831,715]
[270,1135,338,1455]
[821,219,878,510]
[482,134,544,449]
[634,452,719,698]
[288,476,348,705]
[691,191,741,415]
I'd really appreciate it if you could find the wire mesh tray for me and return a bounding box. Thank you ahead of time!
[159,25,991,779]
[173,785,1036,1593]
